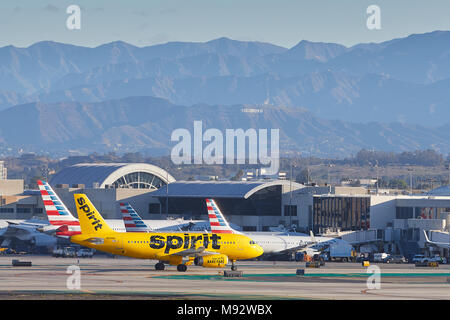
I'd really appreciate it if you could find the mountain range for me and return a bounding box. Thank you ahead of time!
[1,96,450,157]
[0,31,450,156]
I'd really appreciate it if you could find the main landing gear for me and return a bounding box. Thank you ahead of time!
[155,261,188,272]
[231,260,237,271]
[177,264,187,272]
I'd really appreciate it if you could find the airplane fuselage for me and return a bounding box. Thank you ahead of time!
[71,231,263,261]
[246,233,337,254]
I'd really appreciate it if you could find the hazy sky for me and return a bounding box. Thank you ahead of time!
[1,0,449,48]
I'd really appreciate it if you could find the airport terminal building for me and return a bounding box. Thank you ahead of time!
[150,180,304,231]
[49,163,175,219]
[0,162,448,258]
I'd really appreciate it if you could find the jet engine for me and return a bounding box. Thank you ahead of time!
[31,234,57,247]
[194,254,228,268]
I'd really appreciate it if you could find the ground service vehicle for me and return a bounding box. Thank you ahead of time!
[328,242,355,262]
[52,246,63,257]
[356,253,371,263]
[411,254,425,264]
[383,255,407,264]
[63,247,76,258]
[53,246,77,258]
[374,253,389,262]
[77,248,94,258]
[421,255,447,264]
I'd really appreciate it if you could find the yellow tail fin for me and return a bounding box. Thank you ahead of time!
[74,194,114,235]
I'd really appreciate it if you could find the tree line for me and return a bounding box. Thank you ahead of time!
[2,149,449,189]
[347,149,446,167]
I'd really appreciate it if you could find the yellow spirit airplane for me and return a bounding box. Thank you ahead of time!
[68,194,263,272]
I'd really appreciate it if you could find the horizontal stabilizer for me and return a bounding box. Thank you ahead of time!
[36,225,61,234]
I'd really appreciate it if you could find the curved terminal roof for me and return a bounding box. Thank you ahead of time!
[50,163,176,189]
[151,180,304,199]
[427,185,450,196]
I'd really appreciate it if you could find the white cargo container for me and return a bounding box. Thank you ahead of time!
[328,242,355,262]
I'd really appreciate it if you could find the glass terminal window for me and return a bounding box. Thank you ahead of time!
[111,172,166,189]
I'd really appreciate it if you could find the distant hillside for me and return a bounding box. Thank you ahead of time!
[1,32,450,157]
[1,32,450,125]
[33,71,450,125]
[1,96,450,157]
[0,38,286,95]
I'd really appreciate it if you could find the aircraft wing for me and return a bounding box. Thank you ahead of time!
[274,235,340,255]
[36,225,62,235]
[275,242,314,254]
[1,223,36,239]
[6,221,44,228]
[179,222,196,231]
[277,241,334,255]
[271,231,321,254]
[0,221,58,246]
[156,247,220,259]
[423,230,450,249]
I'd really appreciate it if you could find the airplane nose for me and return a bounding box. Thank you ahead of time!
[255,244,264,257]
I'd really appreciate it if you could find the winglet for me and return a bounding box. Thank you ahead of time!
[423,230,430,243]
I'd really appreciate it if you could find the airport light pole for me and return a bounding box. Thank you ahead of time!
[166,167,169,215]
[407,167,413,195]
[327,163,330,186]
[289,162,297,232]
[375,161,379,195]
[289,162,292,231]
[446,164,450,186]
[327,163,334,187]
[41,165,49,183]
[430,178,435,191]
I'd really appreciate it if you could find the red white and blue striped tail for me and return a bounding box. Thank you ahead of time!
[120,202,152,232]
[37,180,81,236]
[206,199,239,234]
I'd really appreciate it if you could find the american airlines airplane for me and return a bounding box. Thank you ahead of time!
[36,180,208,236]
[119,202,242,233]
[205,199,349,256]
[119,197,348,257]
[0,181,208,251]
[0,219,57,248]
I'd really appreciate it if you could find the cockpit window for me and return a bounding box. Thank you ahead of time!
[249,240,256,245]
